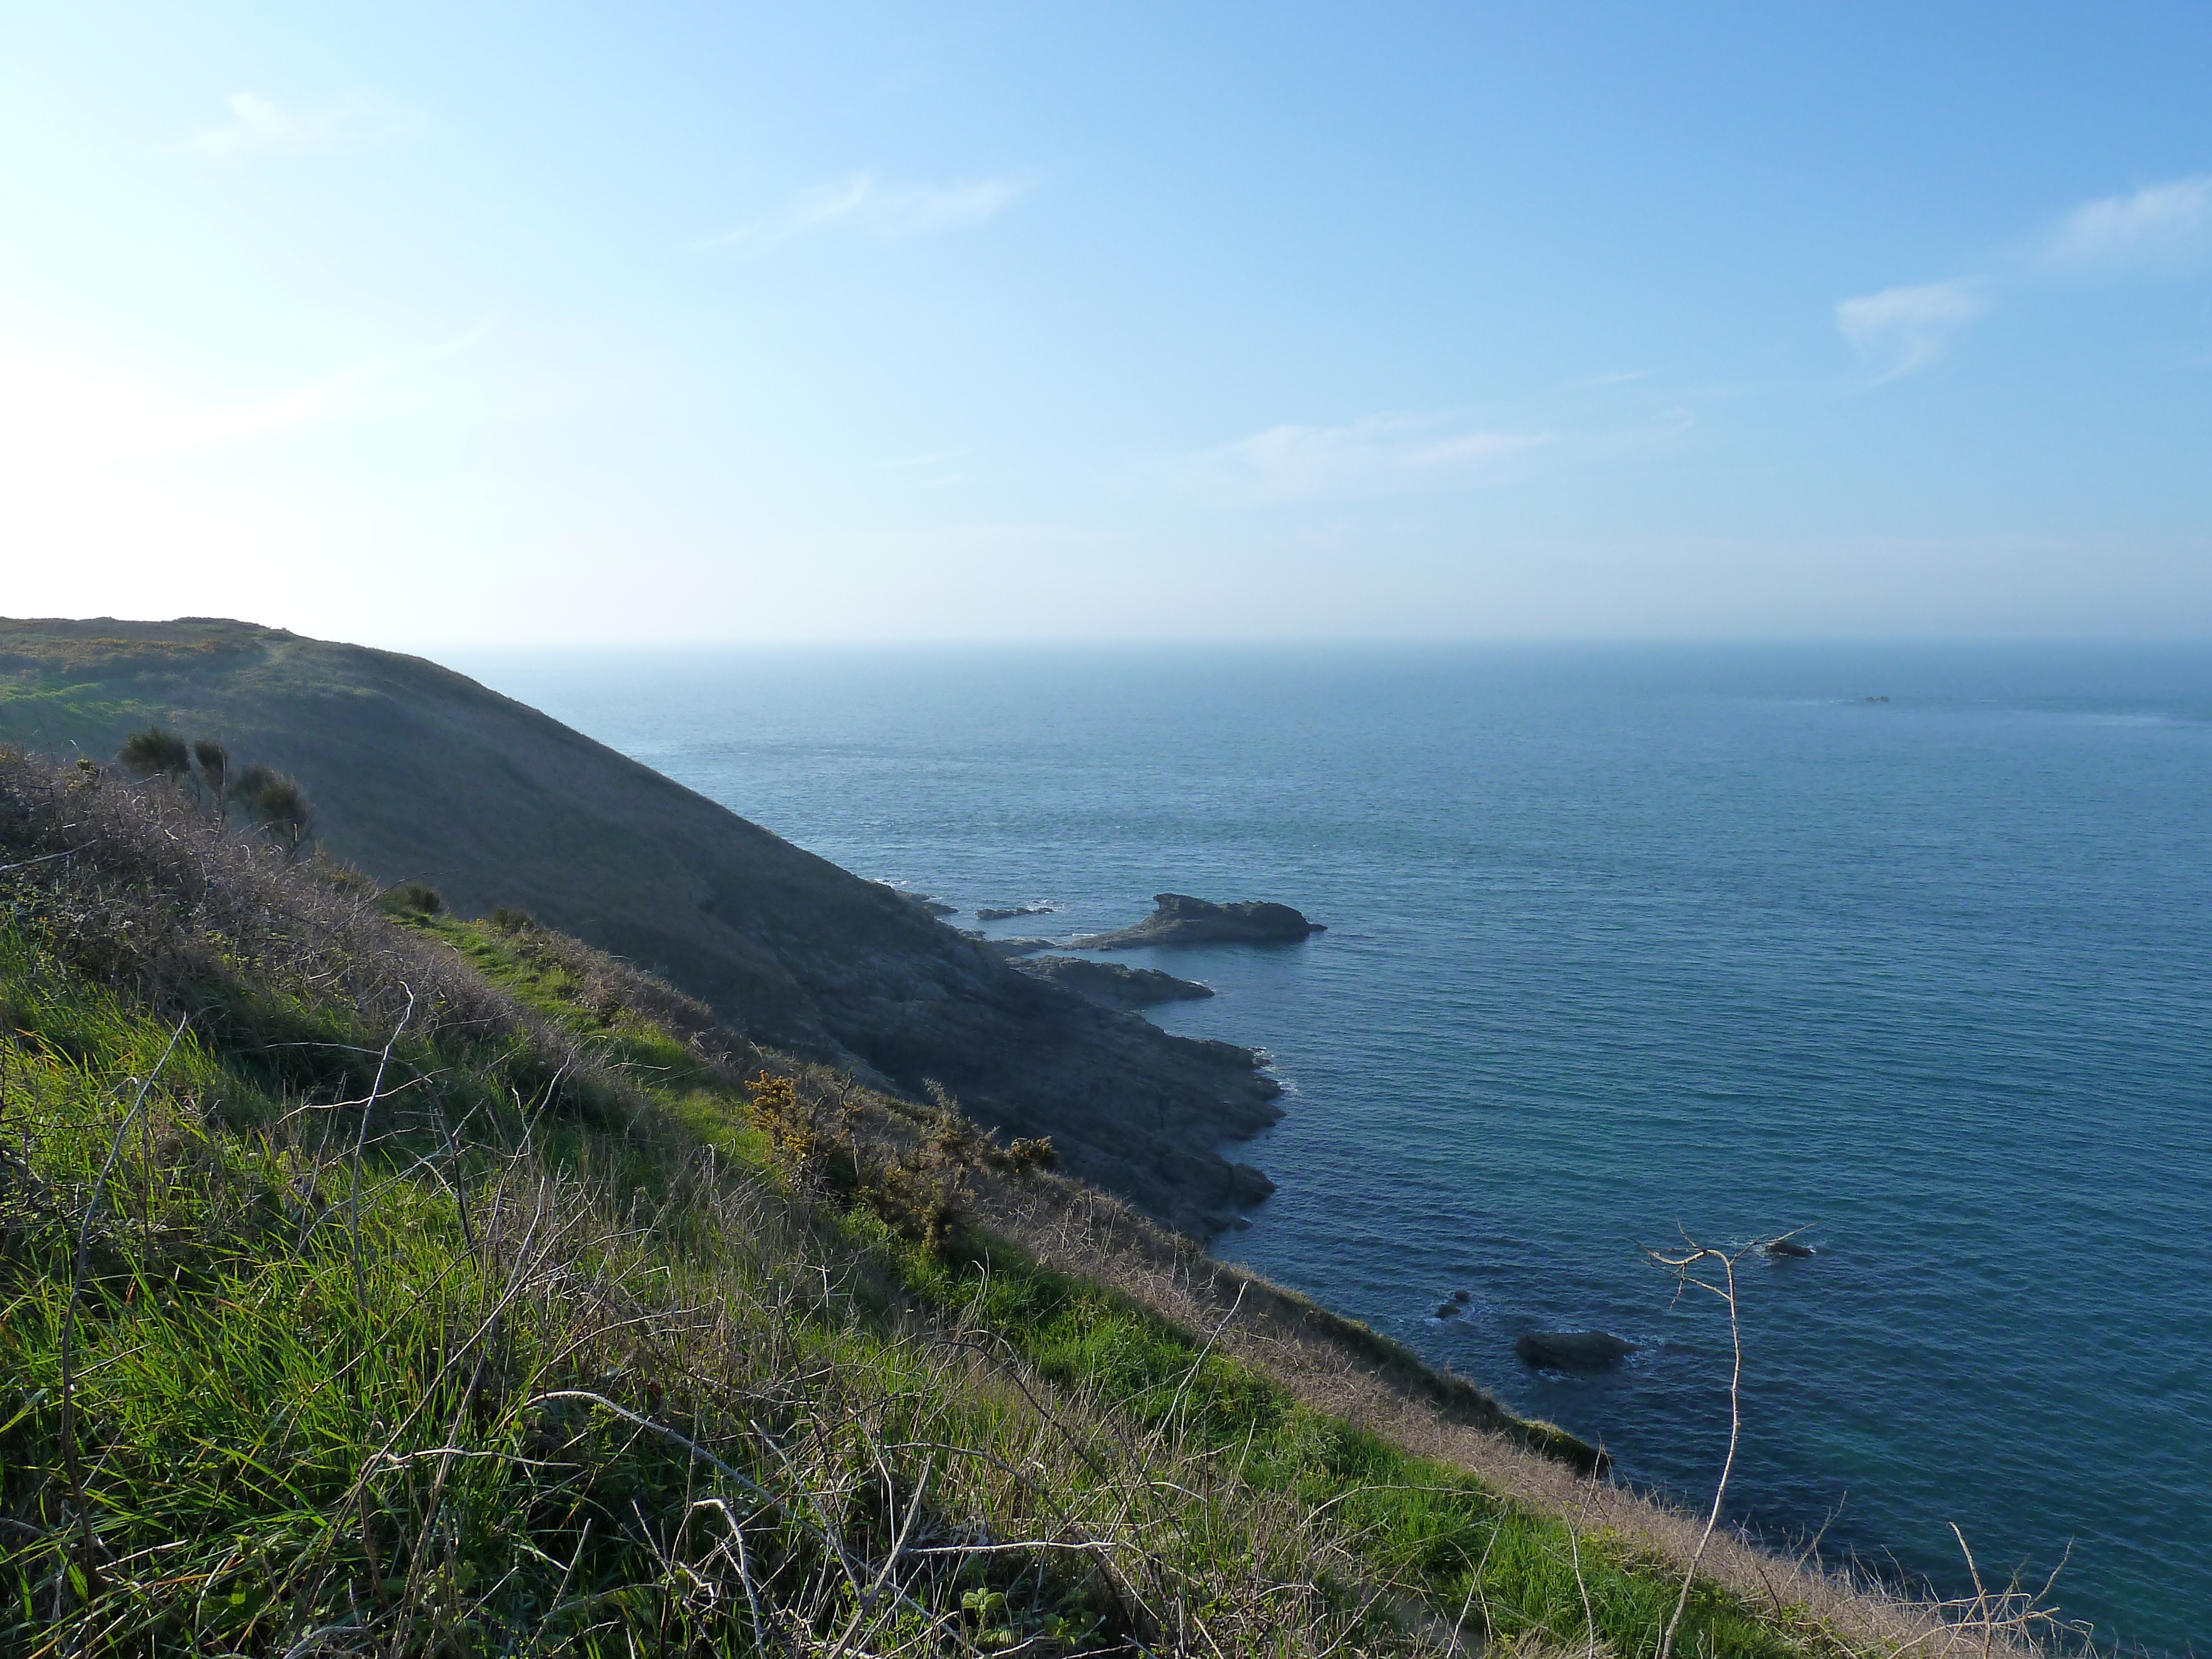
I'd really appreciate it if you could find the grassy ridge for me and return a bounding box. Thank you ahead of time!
[0,750,1833,1655]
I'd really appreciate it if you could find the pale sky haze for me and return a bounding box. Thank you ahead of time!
[3,4,2208,645]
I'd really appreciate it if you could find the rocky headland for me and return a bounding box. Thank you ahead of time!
[1013,954,1215,1008]
[1071,892,1326,950]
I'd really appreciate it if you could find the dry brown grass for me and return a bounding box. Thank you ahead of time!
[0,747,537,1053]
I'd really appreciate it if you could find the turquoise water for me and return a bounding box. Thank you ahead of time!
[458,643,2211,1651]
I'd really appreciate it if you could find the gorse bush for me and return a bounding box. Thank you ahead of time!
[111,727,313,853]
[229,764,315,855]
[117,726,190,779]
[384,881,445,916]
[191,738,228,799]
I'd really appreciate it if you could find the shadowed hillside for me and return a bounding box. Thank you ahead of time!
[0,616,1280,1234]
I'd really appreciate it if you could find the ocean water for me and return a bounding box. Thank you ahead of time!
[456,642,2212,1652]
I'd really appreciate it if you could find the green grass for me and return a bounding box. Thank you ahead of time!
[0,681,165,750]
[2,924,1164,1654]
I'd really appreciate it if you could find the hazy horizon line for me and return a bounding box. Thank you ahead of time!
[15,613,2212,654]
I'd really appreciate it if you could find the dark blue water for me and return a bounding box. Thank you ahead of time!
[455,643,2211,1652]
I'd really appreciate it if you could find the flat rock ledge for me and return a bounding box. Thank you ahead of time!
[1013,954,1215,1007]
[1071,892,1326,951]
[968,934,1058,958]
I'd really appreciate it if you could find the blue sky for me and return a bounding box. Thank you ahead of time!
[3,3,2208,643]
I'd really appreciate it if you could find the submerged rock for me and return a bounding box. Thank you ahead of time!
[1012,955,1215,1008]
[1071,892,1326,950]
[1515,1331,1637,1371]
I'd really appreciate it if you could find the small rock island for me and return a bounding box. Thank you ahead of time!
[1071,892,1326,950]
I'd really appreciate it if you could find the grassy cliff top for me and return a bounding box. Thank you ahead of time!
[0,617,1283,1237]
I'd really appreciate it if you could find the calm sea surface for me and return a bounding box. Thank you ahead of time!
[455,643,2211,1651]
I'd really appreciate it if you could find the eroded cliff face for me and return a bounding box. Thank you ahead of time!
[1009,954,1216,1006]
[0,616,1280,1232]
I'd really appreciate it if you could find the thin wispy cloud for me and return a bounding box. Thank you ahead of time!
[2036,175,2212,276]
[1186,414,1551,503]
[1836,280,1987,381]
[702,171,1037,251]
[1838,173,2212,381]
[180,92,421,160]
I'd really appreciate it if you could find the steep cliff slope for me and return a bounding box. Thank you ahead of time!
[0,616,1279,1232]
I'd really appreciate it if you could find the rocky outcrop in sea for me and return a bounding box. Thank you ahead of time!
[1514,1331,1637,1371]
[1071,892,1325,950]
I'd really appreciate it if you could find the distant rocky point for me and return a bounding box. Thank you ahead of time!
[1014,955,1215,1008]
[1072,893,1325,951]
[977,903,1057,921]
[879,886,958,918]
